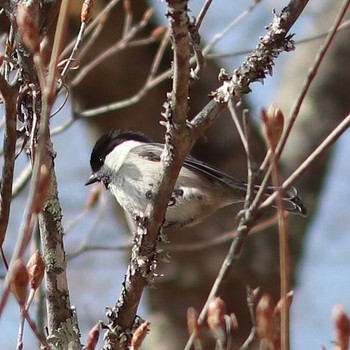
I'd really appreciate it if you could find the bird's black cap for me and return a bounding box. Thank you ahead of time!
[89,130,152,173]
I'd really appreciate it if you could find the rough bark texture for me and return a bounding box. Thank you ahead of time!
[38,151,80,348]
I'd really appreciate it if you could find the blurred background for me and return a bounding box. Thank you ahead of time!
[1,0,350,348]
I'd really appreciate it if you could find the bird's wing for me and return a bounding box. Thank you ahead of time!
[183,155,247,190]
[135,143,162,162]
[134,143,246,191]
[133,143,307,216]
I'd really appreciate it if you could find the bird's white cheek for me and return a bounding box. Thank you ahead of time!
[104,140,143,173]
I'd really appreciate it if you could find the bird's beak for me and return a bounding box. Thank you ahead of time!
[85,173,100,186]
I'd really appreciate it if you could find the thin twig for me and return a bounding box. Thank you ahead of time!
[228,99,248,154]
[122,0,133,38]
[184,215,256,350]
[207,19,350,60]
[259,0,350,211]
[60,0,122,58]
[196,0,213,29]
[61,1,90,80]
[17,288,36,350]
[242,109,255,211]
[76,20,104,61]
[71,7,153,86]
[202,0,261,56]
[275,0,350,162]
[260,113,350,211]
[68,213,280,260]
[22,307,50,349]
[239,286,258,350]
[263,117,290,350]
[77,28,170,118]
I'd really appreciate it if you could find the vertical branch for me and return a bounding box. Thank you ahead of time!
[262,108,290,350]
[166,0,191,129]
[38,150,80,343]
[0,75,17,248]
[34,0,81,346]
[0,0,81,347]
[102,2,194,349]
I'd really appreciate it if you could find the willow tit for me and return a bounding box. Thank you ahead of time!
[85,130,306,229]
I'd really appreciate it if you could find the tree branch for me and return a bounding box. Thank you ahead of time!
[0,74,17,247]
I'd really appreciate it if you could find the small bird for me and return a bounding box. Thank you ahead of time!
[85,130,306,229]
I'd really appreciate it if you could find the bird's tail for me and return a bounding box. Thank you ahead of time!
[221,174,306,216]
[264,185,307,216]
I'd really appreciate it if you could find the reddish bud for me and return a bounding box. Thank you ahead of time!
[151,27,168,41]
[85,322,100,350]
[81,0,94,24]
[26,250,45,290]
[187,307,200,339]
[131,321,150,350]
[123,0,131,15]
[274,291,293,317]
[11,259,29,305]
[332,305,350,350]
[207,297,227,345]
[262,105,284,151]
[272,291,293,349]
[256,294,274,345]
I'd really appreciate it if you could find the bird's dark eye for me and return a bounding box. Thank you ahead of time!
[99,158,104,166]
[102,176,110,188]
[145,190,153,199]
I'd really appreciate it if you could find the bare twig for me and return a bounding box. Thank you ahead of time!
[77,26,170,118]
[75,19,104,62]
[259,0,350,210]
[203,0,261,56]
[22,307,50,349]
[275,0,350,162]
[263,112,291,350]
[239,287,259,350]
[196,0,213,29]
[208,19,350,60]
[60,0,122,58]
[184,214,257,350]
[17,288,36,350]
[228,99,248,154]
[242,109,256,210]
[261,113,350,211]
[71,7,153,86]
[60,0,94,78]
[67,213,280,260]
